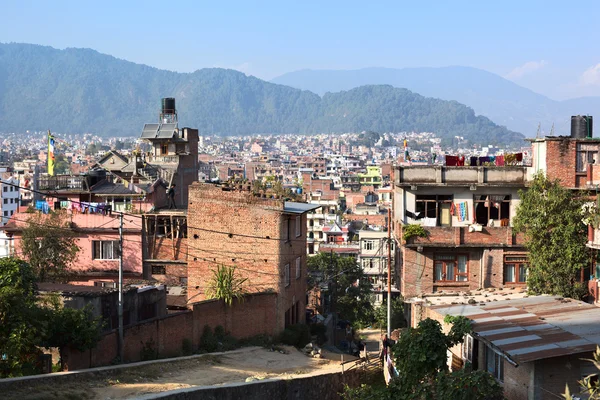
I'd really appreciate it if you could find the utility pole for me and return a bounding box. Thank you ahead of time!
[118,212,124,362]
[387,207,392,338]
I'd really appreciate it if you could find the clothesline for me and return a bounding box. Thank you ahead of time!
[445,153,523,167]
[35,200,113,215]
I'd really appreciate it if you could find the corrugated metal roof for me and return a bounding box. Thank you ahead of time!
[430,296,600,364]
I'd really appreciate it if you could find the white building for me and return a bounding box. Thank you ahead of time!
[358,229,400,305]
[1,176,20,226]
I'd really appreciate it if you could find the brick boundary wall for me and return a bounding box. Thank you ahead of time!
[61,292,278,371]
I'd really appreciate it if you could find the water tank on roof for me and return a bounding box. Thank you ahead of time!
[571,115,593,139]
[162,98,176,114]
[365,192,378,204]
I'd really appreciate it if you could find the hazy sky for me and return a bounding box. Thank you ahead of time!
[2,0,599,100]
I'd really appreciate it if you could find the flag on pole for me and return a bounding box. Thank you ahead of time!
[48,130,55,176]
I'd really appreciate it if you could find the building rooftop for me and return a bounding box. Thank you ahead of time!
[283,201,320,214]
[429,295,600,364]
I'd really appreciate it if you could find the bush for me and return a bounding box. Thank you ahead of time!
[214,325,226,340]
[140,338,158,361]
[278,324,311,347]
[402,224,428,241]
[199,325,218,353]
[238,334,273,348]
[182,338,193,356]
[309,323,328,345]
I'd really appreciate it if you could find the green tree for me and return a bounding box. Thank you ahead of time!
[308,252,373,327]
[0,258,44,377]
[205,265,247,306]
[40,298,103,371]
[21,211,80,282]
[374,297,406,330]
[54,154,70,174]
[342,317,503,400]
[513,173,589,299]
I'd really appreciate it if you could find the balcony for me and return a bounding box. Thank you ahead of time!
[395,166,527,187]
[404,226,524,248]
[37,175,87,191]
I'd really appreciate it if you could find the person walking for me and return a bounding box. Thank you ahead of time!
[167,184,176,209]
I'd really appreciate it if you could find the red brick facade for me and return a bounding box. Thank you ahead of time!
[186,183,308,331]
[401,227,526,297]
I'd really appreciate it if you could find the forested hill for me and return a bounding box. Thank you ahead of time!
[0,43,524,146]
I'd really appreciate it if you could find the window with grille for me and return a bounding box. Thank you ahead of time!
[295,216,302,237]
[486,346,504,382]
[504,255,528,283]
[92,240,120,260]
[434,254,468,282]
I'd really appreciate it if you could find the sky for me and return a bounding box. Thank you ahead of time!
[2,0,600,100]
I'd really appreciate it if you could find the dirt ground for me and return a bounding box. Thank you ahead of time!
[7,346,345,400]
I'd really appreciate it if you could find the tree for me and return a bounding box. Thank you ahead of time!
[53,154,70,174]
[0,258,44,377]
[40,296,103,371]
[307,252,373,327]
[205,265,247,306]
[21,211,79,282]
[342,317,504,400]
[513,173,589,299]
[374,297,406,331]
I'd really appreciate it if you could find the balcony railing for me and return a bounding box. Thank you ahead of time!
[37,175,87,191]
[396,165,527,186]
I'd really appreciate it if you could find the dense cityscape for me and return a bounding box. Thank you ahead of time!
[2,2,600,400]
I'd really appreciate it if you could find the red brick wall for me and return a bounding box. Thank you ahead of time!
[187,183,307,332]
[62,292,279,371]
[545,139,578,188]
[401,247,526,297]
[410,227,523,247]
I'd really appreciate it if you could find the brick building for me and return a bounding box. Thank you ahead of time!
[186,183,317,331]
[394,165,528,297]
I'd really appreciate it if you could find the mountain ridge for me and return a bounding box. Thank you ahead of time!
[0,43,523,146]
[272,67,600,136]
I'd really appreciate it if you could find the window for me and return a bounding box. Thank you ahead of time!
[296,257,301,279]
[434,254,468,282]
[3,199,6,204]
[363,240,376,251]
[282,219,290,242]
[284,263,290,287]
[415,195,453,226]
[2,186,6,192]
[474,195,510,226]
[486,346,504,382]
[3,211,7,217]
[577,143,599,172]
[463,334,474,363]
[151,265,166,275]
[295,216,301,237]
[504,255,528,284]
[161,143,168,155]
[92,240,120,260]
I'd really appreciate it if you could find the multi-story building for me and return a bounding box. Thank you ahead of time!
[0,176,19,226]
[358,229,399,305]
[358,165,383,189]
[394,164,529,297]
[306,190,339,255]
[186,183,317,331]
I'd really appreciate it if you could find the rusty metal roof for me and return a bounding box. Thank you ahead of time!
[430,296,600,364]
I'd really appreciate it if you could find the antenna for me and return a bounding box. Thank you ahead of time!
[550,123,555,137]
[536,123,541,139]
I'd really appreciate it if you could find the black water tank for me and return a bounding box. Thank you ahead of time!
[571,115,593,139]
[162,97,176,113]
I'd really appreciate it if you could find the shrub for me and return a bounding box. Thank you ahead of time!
[278,324,311,347]
[402,224,428,241]
[199,325,218,353]
[140,338,158,361]
[309,323,328,345]
[182,338,193,356]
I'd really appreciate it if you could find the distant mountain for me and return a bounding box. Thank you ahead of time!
[0,43,523,146]
[272,67,600,136]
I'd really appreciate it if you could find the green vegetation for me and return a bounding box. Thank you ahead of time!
[565,346,600,399]
[513,173,589,299]
[204,265,247,306]
[0,44,524,146]
[21,211,80,282]
[307,252,374,328]
[278,324,311,348]
[373,298,406,331]
[342,317,503,400]
[402,224,428,242]
[0,258,102,377]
